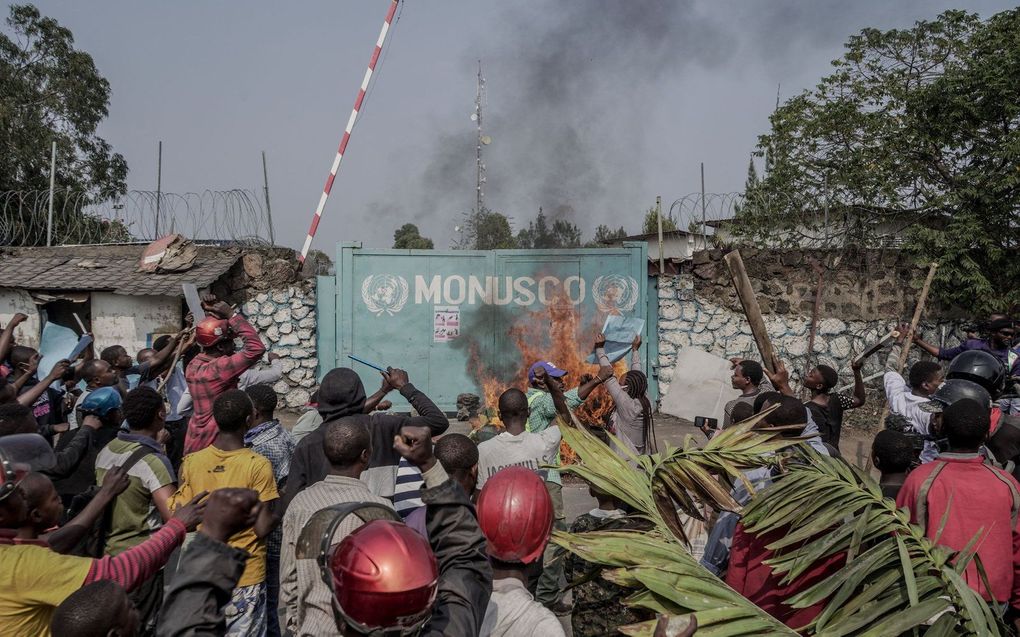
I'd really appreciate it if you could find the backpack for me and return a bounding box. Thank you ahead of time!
[67,445,154,558]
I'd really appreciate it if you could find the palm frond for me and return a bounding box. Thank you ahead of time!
[552,529,799,637]
[741,451,1004,636]
[558,405,801,545]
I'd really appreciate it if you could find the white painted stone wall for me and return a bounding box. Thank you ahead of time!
[655,274,965,398]
[242,283,318,409]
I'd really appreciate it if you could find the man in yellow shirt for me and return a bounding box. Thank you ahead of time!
[0,433,204,637]
[171,389,279,636]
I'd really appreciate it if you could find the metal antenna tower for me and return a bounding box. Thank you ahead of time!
[473,60,489,215]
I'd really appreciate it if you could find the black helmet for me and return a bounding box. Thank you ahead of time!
[920,379,992,414]
[947,350,1007,399]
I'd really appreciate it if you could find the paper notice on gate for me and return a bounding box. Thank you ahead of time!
[586,315,644,364]
[433,306,460,343]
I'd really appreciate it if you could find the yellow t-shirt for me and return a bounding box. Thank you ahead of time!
[170,446,279,587]
[0,544,92,636]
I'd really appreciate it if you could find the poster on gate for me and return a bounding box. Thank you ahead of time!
[433,306,460,343]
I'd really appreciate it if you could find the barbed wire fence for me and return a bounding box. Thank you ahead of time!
[0,189,273,247]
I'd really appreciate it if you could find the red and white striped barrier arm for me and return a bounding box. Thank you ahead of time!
[299,0,399,262]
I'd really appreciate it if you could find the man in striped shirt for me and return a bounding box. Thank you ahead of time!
[280,419,394,636]
[95,387,177,634]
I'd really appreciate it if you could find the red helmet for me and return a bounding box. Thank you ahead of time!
[330,519,438,633]
[476,466,553,563]
[297,502,439,635]
[194,316,230,347]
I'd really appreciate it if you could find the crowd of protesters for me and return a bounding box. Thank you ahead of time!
[0,294,1019,636]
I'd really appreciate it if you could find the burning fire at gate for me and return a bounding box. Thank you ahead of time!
[466,292,628,464]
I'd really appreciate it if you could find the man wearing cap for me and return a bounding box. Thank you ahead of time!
[913,316,1020,380]
[525,361,601,611]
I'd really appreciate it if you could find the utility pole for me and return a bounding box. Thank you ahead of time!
[262,151,276,245]
[155,140,163,238]
[700,162,707,241]
[46,141,56,247]
[656,195,664,275]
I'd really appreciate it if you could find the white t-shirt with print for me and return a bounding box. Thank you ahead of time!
[476,428,562,489]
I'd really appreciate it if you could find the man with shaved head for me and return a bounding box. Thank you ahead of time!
[476,385,564,491]
[279,418,395,636]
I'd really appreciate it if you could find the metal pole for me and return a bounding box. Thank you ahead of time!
[155,140,162,237]
[656,195,664,275]
[700,162,707,240]
[298,0,400,263]
[262,151,276,245]
[46,141,56,246]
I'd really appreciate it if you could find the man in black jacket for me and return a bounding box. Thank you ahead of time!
[282,366,448,511]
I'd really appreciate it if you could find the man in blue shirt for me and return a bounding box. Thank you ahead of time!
[913,316,1018,377]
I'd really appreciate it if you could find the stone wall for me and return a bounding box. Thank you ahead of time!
[656,250,965,398]
[211,248,323,409]
[240,282,318,408]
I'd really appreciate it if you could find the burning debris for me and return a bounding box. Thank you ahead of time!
[465,290,629,462]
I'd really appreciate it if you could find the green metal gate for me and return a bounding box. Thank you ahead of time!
[317,242,651,411]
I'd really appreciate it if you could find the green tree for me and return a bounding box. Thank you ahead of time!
[0,4,129,244]
[392,223,434,249]
[737,9,1020,312]
[584,224,628,247]
[1,4,127,195]
[516,208,582,249]
[642,207,677,235]
[470,208,517,250]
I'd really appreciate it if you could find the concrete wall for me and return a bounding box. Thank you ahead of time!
[655,250,965,398]
[0,288,42,349]
[91,292,182,355]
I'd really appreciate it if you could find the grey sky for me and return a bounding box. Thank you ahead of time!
[22,0,1016,254]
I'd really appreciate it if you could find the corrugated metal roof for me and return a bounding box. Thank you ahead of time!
[0,245,241,296]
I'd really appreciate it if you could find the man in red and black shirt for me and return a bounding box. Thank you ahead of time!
[184,297,266,454]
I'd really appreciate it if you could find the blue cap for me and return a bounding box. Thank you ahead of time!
[81,386,123,416]
[528,361,568,384]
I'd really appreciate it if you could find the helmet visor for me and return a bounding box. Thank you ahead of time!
[0,434,57,499]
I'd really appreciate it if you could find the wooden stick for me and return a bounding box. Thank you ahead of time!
[156,330,192,395]
[895,262,939,374]
[723,250,776,373]
[879,262,938,426]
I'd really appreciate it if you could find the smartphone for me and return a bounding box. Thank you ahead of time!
[695,416,718,438]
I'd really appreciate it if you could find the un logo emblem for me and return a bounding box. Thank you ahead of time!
[361,274,409,316]
[592,275,639,314]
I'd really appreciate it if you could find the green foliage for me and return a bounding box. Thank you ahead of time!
[392,223,434,249]
[516,208,582,249]
[642,207,677,235]
[554,414,1004,636]
[736,9,1020,313]
[585,224,629,247]
[0,4,129,245]
[0,4,127,197]
[469,208,517,250]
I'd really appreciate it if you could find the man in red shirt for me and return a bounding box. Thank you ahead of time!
[184,297,266,454]
[897,398,1020,609]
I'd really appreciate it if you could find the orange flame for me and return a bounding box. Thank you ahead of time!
[467,292,627,463]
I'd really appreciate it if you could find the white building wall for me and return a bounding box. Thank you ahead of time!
[0,288,42,349]
[91,292,181,355]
